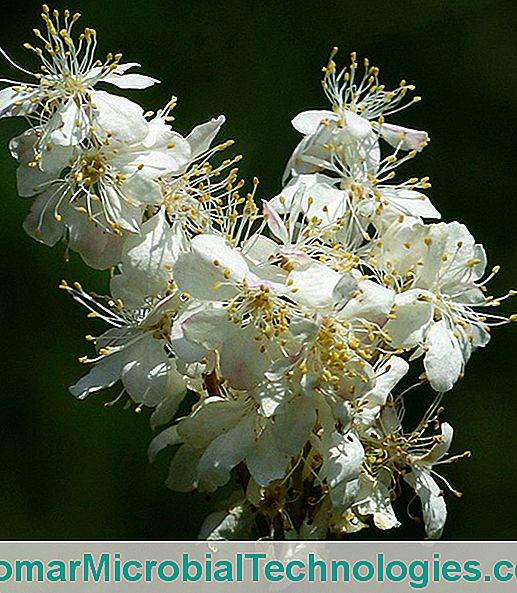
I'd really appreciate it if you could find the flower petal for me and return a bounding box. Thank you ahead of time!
[90,90,148,144]
[380,123,429,151]
[424,320,463,392]
[326,431,365,507]
[69,352,124,399]
[247,395,315,486]
[384,290,434,349]
[289,262,342,309]
[197,415,255,491]
[291,109,335,134]
[120,337,172,406]
[173,235,249,301]
[186,115,226,159]
[404,469,447,539]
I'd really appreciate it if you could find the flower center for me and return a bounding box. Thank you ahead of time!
[75,154,107,188]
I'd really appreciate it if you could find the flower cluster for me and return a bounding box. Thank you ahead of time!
[2,9,515,540]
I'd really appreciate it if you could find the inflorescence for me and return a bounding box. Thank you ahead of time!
[1,7,515,540]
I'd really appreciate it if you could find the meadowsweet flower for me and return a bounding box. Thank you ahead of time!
[0,6,158,156]
[373,220,511,391]
[13,102,190,267]
[150,393,316,492]
[284,50,428,179]
[62,214,192,423]
[404,423,455,539]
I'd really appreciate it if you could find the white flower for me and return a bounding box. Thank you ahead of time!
[14,108,190,268]
[320,50,428,146]
[283,50,429,173]
[404,423,454,539]
[281,50,437,230]
[66,287,187,421]
[278,147,438,232]
[376,220,500,391]
[63,215,195,425]
[151,393,316,492]
[174,235,290,389]
[284,108,374,179]
[0,7,158,155]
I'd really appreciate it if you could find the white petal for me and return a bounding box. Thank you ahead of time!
[173,235,249,300]
[150,390,186,430]
[247,395,315,486]
[289,262,342,308]
[355,475,401,530]
[103,72,160,89]
[119,171,162,205]
[23,191,66,246]
[333,273,359,304]
[326,431,365,507]
[121,337,171,406]
[179,304,229,350]
[405,469,447,539]
[126,145,189,178]
[186,115,226,159]
[10,130,72,196]
[100,184,142,233]
[0,86,39,117]
[112,212,182,304]
[50,99,90,146]
[150,365,187,429]
[271,174,347,221]
[219,326,271,391]
[366,356,409,406]
[199,501,255,540]
[384,290,434,348]
[67,216,124,269]
[413,422,454,466]
[90,90,148,144]
[340,280,394,324]
[379,187,441,220]
[69,353,124,399]
[197,415,255,491]
[253,378,293,417]
[148,426,181,463]
[340,111,373,142]
[263,200,289,244]
[129,127,191,173]
[165,444,203,492]
[242,233,278,263]
[291,109,335,134]
[424,320,463,392]
[177,397,248,448]
[380,123,429,151]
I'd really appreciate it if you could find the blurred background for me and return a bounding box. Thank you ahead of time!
[0,0,516,539]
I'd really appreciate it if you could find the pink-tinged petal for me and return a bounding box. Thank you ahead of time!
[380,123,429,151]
[262,200,289,244]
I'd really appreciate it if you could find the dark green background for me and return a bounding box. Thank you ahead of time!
[0,0,515,539]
